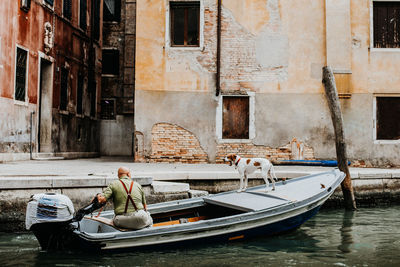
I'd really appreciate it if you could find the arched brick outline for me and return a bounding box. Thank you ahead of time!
[150,123,208,163]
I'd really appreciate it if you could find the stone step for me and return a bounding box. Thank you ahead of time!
[33,153,65,160]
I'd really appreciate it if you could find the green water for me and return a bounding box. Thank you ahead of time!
[1,207,400,267]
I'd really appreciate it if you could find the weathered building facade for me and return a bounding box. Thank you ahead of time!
[100,0,136,156]
[134,0,400,166]
[0,0,103,161]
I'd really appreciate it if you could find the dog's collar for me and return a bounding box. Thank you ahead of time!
[235,158,241,166]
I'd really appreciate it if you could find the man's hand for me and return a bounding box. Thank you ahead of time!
[96,194,107,204]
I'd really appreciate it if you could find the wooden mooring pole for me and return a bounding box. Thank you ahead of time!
[322,66,357,210]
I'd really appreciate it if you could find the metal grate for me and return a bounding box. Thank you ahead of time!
[101,99,116,120]
[373,2,400,48]
[15,47,28,102]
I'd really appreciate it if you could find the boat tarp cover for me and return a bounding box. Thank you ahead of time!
[204,171,339,212]
[204,191,290,212]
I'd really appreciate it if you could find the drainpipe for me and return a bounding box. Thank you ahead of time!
[216,0,222,96]
[30,111,35,160]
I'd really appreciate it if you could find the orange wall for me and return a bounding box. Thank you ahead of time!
[136,0,400,95]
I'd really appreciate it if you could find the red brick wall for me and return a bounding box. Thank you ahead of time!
[149,123,315,164]
[215,139,315,163]
[150,123,208,163]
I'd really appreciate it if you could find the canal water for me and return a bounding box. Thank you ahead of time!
[1,206,399,267]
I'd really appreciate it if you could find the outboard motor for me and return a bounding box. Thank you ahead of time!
[26,193,75,250]
[26,193,106,250]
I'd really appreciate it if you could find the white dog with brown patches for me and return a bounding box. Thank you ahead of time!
[224,154,278,192]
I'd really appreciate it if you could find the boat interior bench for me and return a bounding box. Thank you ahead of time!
[85,189,297,232]
[86,214,208,232]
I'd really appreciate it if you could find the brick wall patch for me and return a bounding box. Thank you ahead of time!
[216,138,315,163]
[150,123,208,163]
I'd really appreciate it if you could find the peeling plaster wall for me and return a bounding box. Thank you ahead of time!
[135,90,218,162]
[0,98,36,155]
[0,0,102,160]
[134,0,400,166]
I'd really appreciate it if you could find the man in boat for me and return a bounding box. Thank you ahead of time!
[96,166,153,229]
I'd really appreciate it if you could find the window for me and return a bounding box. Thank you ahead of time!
[44,0,54,6]
[60,68,69,111]
[373,1,400,48]
[15,47,28,102]
[376,97,400,140]
[170,1,200,47]
[100,99,116,119]
[104,0,121,22]
[222,96,249,139]
[77,74,83,114]
[79,0,87,30]
[63,0,72,20]
[93,0,100,40]
[20,0,31,12]
[102,49,119,75]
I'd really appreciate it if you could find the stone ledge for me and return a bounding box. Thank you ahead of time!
[152,181,190,193]
[358,173,392,179]
[0,176,153,189]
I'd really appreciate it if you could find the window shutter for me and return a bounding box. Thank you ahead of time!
[222,96,249,139]
[80,0,87,30]
[63,0,72,20]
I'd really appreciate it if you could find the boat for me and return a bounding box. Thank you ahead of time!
[26,169,345,251]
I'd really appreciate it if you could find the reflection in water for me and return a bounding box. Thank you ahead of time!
[1,207,400,266]
[338,210,355,253]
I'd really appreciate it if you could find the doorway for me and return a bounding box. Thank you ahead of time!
[38,58,53,152]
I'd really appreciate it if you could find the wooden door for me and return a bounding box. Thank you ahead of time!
[222,96,249,139]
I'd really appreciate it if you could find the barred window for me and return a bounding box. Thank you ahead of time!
[63,0,72,20]
[373,1,400,48]
[101,99,116,120]
[60,68,69,111]
[15,47,28,102]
